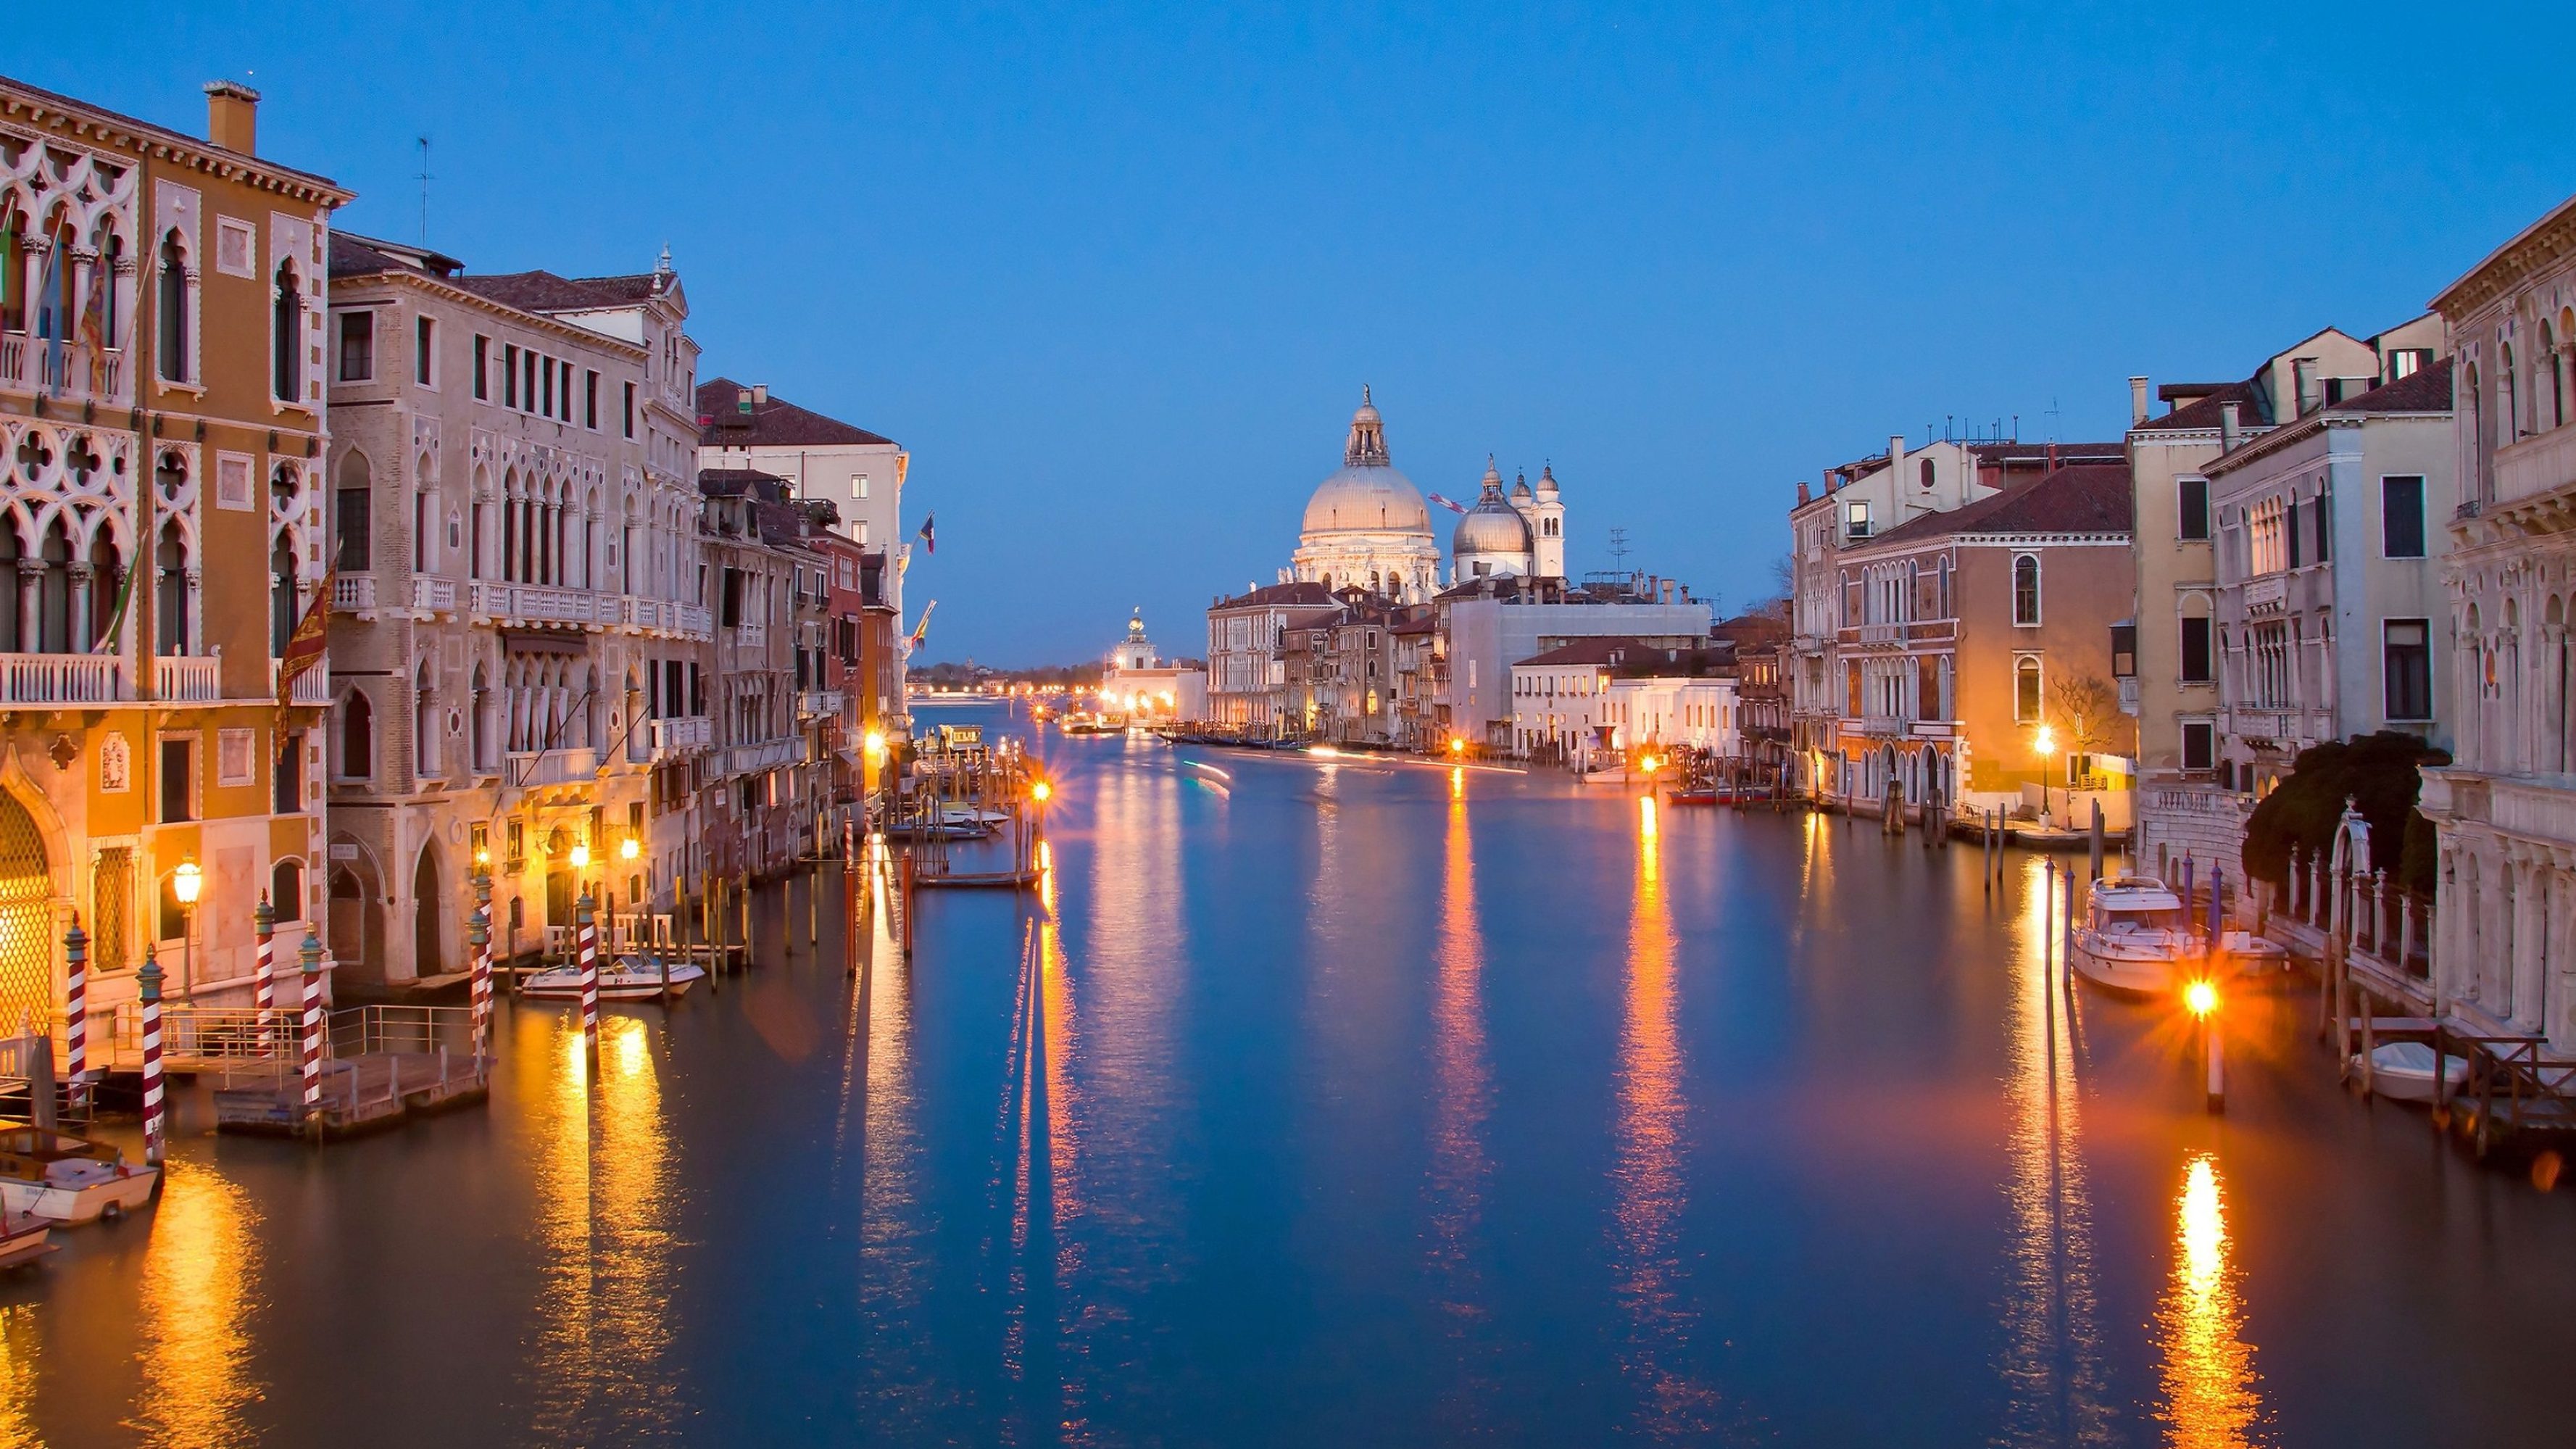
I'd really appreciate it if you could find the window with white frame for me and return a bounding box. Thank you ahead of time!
[2011,554,2041,626]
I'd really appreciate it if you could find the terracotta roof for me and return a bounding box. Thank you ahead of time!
[1966,441,2127,463]
[0,73,349,200]
[1517,636,1654,667]
[1864,462,2132,547]
[697,468,791,498]
[1213,581,1337,610]
[2325,356,2454,414]
[2137,378,2268,435]
[697,378,897,449]
[451,269,670,313]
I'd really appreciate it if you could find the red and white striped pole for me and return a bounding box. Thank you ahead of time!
[62,915,87,1109]
[576,887,599,1064]
[299,928,325,1136]
[252,891,277,1034]
[468,876,493,1058]
[137,945,165,1165]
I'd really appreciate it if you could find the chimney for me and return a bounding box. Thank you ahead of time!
[204,80,259,155]
[1889,433,1907,488]
[2047,441,2058,470]
[2219,401,2240,451]
[2128,375,2150,425]
[752,383,769,404]
[1661,579,1675,605]
[1797,480,1811,507]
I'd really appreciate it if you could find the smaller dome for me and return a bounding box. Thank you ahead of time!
[1510,470,1534,505]
[1536,462,1560,499]
[1453,457,1532,558]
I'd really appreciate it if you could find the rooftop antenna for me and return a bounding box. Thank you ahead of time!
[2045,396,2061,443]
[1607,526,1631,575]
[2011,414,2020,442]
[415,137,433,245]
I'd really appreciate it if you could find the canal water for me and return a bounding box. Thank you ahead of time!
[5,702,2573,1446]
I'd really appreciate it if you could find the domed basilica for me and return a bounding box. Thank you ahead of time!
[1281,390,1567,600]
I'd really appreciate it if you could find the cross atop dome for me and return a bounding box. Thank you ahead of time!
[1345,387,1390,468]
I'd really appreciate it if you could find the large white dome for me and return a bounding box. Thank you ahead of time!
[1300,390,1432,538]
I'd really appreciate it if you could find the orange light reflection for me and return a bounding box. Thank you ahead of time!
[2154,1154,2265,1446]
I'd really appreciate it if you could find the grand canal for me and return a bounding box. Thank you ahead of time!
[5,702,2574,1445]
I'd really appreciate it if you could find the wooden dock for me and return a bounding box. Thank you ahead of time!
[213,1050,491,1139]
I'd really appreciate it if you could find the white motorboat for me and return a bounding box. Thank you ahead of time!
[520,954,707,1002]
[2353,1041,2470,1104]
[2067,876,2285,996]
[0,1127,159,1225]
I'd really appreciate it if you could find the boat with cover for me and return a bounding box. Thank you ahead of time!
[520,953,707,1002]
[2353,1041,2471,1104]
[0,1126,159,1224]
[2069,876,2288,996]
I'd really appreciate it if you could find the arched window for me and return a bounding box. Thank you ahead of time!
[157,231,188,382]
[155,521,188,655]
[37,519,74,654]
[415,664,438,776]
[272,858,304,922]
[98,231,122,348]
[341,689,374,779]
[2545,321,2567,430]
[273,259,303,402]
[472,665,493,771]
[2011,553,2041,626]
[0,525,18,649]
[2500,343,2518,445]
[270,533,299,657]
[2014,657,2043,722]
[1919,457,1935,489]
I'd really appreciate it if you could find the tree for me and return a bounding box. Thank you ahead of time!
[2243,732,2449,894]
[2048,673,2122,771]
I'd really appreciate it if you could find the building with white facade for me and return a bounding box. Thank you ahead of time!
[1100,609,1205,719]
[1284,390,1442,602]
[1441,576,1713,748]
[2419,194,2576,1053]
[324,233,707,981]
[697,376,907,639]
[1510,636,1738,768]
[1205,581,1338,728]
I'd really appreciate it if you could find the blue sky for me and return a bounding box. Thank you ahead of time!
[30,3,2574,664]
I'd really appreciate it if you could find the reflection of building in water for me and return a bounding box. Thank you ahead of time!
[1425,782,1493,1342]
[2154,1154,2264,1447]
[1097,610,1205,719]
[1993,860,2111,1445]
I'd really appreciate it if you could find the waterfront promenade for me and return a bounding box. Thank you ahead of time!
[4,705,2572,1445]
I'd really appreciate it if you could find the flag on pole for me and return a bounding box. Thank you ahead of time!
[1426,493,1468,515]
[77,248,114,391]
[908,599,936,649]
[275,568,334,705]
[915,512,936,555]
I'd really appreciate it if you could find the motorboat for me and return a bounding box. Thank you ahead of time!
[520,953,707,1002]
[2067,876,2285,996]
[0,1126,159,1225]
[0,1211,53,1270]
[2353,1041,2471,1104]
[1060,713,1121,736]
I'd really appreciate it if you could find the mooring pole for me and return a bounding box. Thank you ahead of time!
[62,915,87,1116]
[468,880,493,1058]
[299,929,325,1142]
[138,947,165,1165]
[2041,858,2056,992]
[576,888,599,1066]
[253,892,276,1027]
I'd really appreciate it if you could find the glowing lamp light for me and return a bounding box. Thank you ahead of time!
[1640,754,1662,773]
[864,728,889,759]
[173,858,202,906]
[2033,724,2058,757]
[2185,979,2219,1018]
[1031,781,1052,803]
[569,842,591,871]
[1448,739,1465,757]
[474,846,491,868]
[620,837,641,862]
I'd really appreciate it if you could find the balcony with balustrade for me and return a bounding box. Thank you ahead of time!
[0,653,127,705]
[154,655,223,702]
[0,338,129,406]
[721,736,802,776]
[271,658,332,705]
[2492,423,2576,515]
[412,576,460,618]
[507,747,601,789]
[796,689,845,721]
[648,715,713,760]
[333,573,380,617]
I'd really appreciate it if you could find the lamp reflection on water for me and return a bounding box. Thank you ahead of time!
[1426,776,1492,1348]
[2155,1154,2264,1447]
[135,1161,264,1448]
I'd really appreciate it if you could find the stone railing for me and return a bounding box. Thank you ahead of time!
[509,746,600,789]
[0,336,128,405]
[2281,842,2431,979]
[412,576,460,614]
[473,582,607,628]
[333,573,378,612]
[273,659,332,705]
[154,655,223,702]
[649,715,712,757]
[796,689,844,719]
[2243,573,2288,615]
[2493,424,2576,510]
[616,596,717,643]
[723,736,800,776]
[0,652,126,704]
[732,620,768,650]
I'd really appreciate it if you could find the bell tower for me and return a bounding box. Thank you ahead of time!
[1529,464,1567,579]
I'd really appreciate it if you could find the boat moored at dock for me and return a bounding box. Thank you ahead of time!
[520,955,708,1002]
[2070,876,2287,997]
[0,1128,159,1225]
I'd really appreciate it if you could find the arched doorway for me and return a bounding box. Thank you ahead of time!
[0,790,52,1026]
[412,845,443,979]
[327,844,385,983]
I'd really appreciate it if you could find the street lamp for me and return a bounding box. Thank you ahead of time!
[173,857,201,996]
[2032,723,2059,825]
[2186,977,2223,1112]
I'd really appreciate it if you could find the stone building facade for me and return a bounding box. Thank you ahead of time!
[0,78,347,1021]
[2419,194,2576,1051]
[323,233,707,981]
